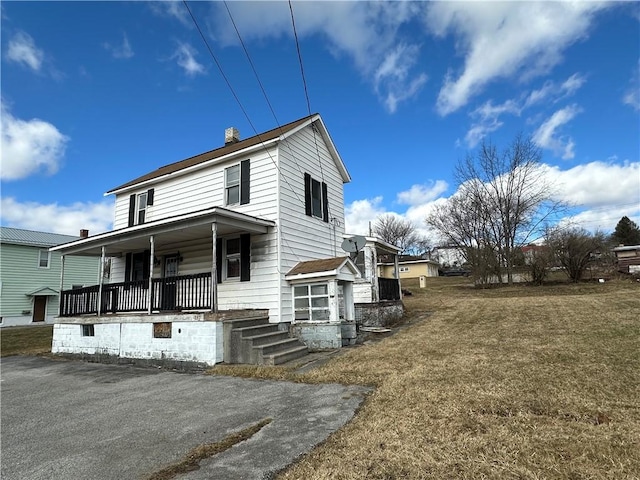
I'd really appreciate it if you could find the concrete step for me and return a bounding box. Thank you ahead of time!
[263,345,309,366]
[224,317,270,330]
[243,330,290,347]
[234,324,280,338]
[255,338,304,356]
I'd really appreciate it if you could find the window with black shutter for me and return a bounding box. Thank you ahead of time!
[304,173,329,222]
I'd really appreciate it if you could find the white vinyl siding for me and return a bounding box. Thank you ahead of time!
[112,148,279,229]
[276,124,347,322]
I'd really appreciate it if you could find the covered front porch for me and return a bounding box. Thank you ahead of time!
[52,207,275,318]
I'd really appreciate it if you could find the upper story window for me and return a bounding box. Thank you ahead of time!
[304,173,328,222]
[225,160,250,206]
[128,189,154,227]
[38,249,50,268]
[399,266,410,273]
[137,192,148,224]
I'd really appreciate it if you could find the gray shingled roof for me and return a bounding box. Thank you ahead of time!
[286,257,352,276]
[0,227,80,248]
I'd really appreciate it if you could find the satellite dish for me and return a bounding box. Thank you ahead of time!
[341,235,367,254]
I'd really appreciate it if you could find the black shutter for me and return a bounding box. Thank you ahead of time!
[304,173,312,217]
[124,253,132,283]
[216,238,223,284]
[143,250,151,280]
[147,188,154,206]
[240,160,250,205]
[322,182,329,223]
[240,234,250,282]
[128,195,136,227]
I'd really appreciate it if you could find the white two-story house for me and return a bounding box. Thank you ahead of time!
[50,114,376,366]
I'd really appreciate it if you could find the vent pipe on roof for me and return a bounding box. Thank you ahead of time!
[80,229,89,238]
[225,127,240,145]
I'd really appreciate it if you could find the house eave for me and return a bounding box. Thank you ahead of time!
[105,139,279,197]
[50,207,275,256]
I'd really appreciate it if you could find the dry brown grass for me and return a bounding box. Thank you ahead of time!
[277,277,640,479]
[0,325,53,357]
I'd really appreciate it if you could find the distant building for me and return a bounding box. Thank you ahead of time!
[612,245,640,274]
[0,227,100,327]
[432,246,466,267]
[378,255,439,279]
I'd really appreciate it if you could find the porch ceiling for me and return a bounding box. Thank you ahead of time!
[51,207,275,256]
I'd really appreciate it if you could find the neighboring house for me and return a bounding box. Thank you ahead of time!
[432,245,466,268]
[50,114,389,365]
[0,227,100,327]
[379,255,439,280]
[349,236,403,327]
[612,245,640,274]
[520,244,549,265]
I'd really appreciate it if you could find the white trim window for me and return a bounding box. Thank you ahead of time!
[293,284,330,321]
[136,192,148,225]
[225,237,241,279]
[225,164,240,205]
[38,249,50,268]
[399,266,410,273]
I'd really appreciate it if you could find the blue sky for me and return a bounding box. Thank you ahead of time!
[1,1,639,241]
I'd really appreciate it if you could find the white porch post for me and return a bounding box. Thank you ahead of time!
[394,250,402,300]
[211,223,218,313]
[148,235,155,315]
[97,247,105,315]
[58,255,65,316]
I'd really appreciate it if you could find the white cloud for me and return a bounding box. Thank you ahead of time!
[532,104,582,159]
[149,1,191,27]
[465,99,521,147]
[0,197,114,236]
[544,161,640,209]
[171,42,205,77]
[212,1,427,113]
[344,196,387,235]
[103,33,134,59]
[425,2,606,115]
[0,101,69,181]
[525,73,586,108]
[397,181,448,206]
[6,31,44,71]
[374,44,428,113]
[622,61,640,111]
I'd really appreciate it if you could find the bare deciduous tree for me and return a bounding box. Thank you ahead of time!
[426,135,565,284]
[547,227,606,282]
[372,214,429,255]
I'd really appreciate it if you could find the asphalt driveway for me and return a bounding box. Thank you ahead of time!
[1,356,369,480]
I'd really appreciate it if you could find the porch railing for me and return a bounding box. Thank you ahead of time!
[379,277,401,301]
[60,272,212,317]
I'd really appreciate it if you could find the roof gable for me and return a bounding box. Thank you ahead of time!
[107,113,350,195]
[285,256,360,282]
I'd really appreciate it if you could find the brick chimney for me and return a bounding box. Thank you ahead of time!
[80,229,89,238]
[225,127,240,145]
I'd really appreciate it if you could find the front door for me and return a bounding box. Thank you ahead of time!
[161,255,179,310]
[33,296,47,322]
